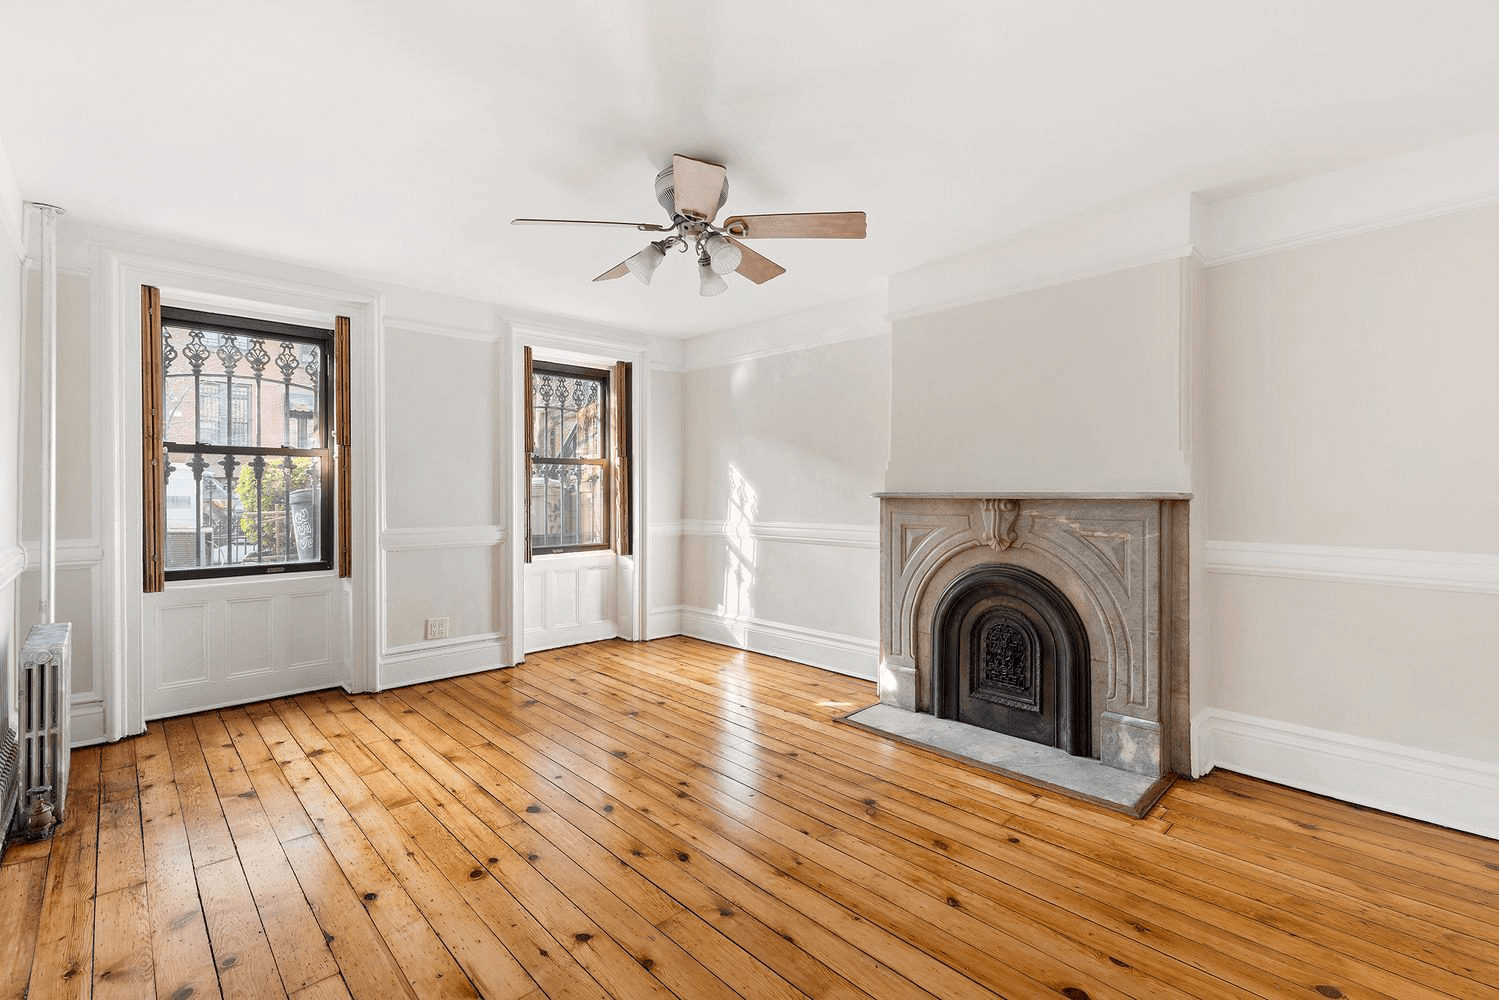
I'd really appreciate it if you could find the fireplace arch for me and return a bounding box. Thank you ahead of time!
[931,563,1092,757]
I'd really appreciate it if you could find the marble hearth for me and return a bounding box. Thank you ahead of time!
[846,493,1189,813]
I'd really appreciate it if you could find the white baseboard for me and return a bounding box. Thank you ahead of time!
[70,698,106,748]
[521,621,618,656]
[646,605,684,640]
[378,637,508,688]
[678,606,878,681]
[1193,708,1499,840]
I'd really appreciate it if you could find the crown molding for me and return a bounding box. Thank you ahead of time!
[383,314,501,343]
[681,291,890,372]
[887,193,1197,322]
[1199,127,1499,266]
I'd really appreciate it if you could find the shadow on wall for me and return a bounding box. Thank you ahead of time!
[718,463,758,644]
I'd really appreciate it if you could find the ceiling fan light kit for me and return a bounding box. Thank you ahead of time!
[514,153,866,295]
[696,252,728,297]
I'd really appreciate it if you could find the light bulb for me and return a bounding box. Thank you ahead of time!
[703,233,742,275]
[625,241,667,284]
[697,254,728,297]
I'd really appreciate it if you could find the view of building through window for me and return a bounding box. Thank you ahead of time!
[529,363,609,553]
[160,307,333,577]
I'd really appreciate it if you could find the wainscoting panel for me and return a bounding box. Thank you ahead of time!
[523,551,618,654]
[143,577,344,719]
[225,596,275,678]
[287,590,333,668]
[155,603,211,689]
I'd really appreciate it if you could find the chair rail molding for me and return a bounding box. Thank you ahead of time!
[1205,540,1499,595]
[675,519,879,549]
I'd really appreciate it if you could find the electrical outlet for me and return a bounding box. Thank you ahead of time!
[424,616,449,640]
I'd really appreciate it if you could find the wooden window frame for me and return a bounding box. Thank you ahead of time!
[141,290,351,584]
[527,360,612,557]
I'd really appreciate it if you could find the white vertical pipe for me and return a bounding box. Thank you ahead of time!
[35,203,63,625]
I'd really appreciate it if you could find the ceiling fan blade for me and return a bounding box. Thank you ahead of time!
[722,212,866,239]
[672,154,728,222]
[512,218,669,232]
[728,237,786,285]
[593,260,631,282]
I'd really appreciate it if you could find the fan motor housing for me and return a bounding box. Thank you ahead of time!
[655,165,729,220]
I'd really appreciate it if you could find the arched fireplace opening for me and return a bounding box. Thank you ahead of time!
[932,563,1091,757]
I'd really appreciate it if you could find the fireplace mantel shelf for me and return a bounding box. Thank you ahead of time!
[873,491,1192,500]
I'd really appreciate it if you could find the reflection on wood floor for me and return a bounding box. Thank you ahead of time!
[2,636,1497,999]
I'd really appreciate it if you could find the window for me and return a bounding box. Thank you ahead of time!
[155,306,334,579]
[528,362,610,554]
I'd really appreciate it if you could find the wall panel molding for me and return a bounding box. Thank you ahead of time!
[1193,708,1499,840]
[672,519,879,549]
[381,525,507,551]
[1205,540,1499,595]
[679,606,877,681]
[0,544,23,591]
[22,538,104,568]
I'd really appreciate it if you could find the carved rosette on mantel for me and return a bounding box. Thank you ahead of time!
[877,493,1191,778]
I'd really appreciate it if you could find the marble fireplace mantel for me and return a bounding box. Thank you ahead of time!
[870,492,1191,791]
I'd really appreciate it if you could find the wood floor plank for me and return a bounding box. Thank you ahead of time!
[8,638,1498,1000]
[196,856,290,999]
[27,744,101,1000]
[195,713,340,993]
[134,725,227,1000]
[263,703,483,1000]
[280,834,420,1000]
[96,763,147,895]
[288,975,353,1000]
[0,858,48,999]
[163,716,239,868]
[91,883,157,1000]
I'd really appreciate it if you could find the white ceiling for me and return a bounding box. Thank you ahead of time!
[3,0,1499,337]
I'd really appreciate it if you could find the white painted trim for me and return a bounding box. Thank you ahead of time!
[646,604,684,640]
[0,139,23,260]
[1200,126,1499,266]
[681,292,890,372]
[679,606,877,681]
[523,620,619,653]
[0,545,23,592]
[676,519,879,549]
[377,638,510,689]
[383,315,501,343]
[886,193,1196,322]
[100,240,385,739]
[381,526,506,551]
[70,698,106,748]
[383,631,506,659]
[1193,708,1499,840]
[22,539,105,568]
[142,673,345,724]
[1205,541,1499,595]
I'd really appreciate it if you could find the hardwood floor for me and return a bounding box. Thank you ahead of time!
[3,636,1497,1000]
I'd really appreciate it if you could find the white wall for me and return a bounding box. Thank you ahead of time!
[675,296,890,678]
[1198,204,1499,835]
[0,143,23,738]
[887,258,1192,494]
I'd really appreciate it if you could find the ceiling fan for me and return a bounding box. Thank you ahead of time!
[513,154,867,296]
